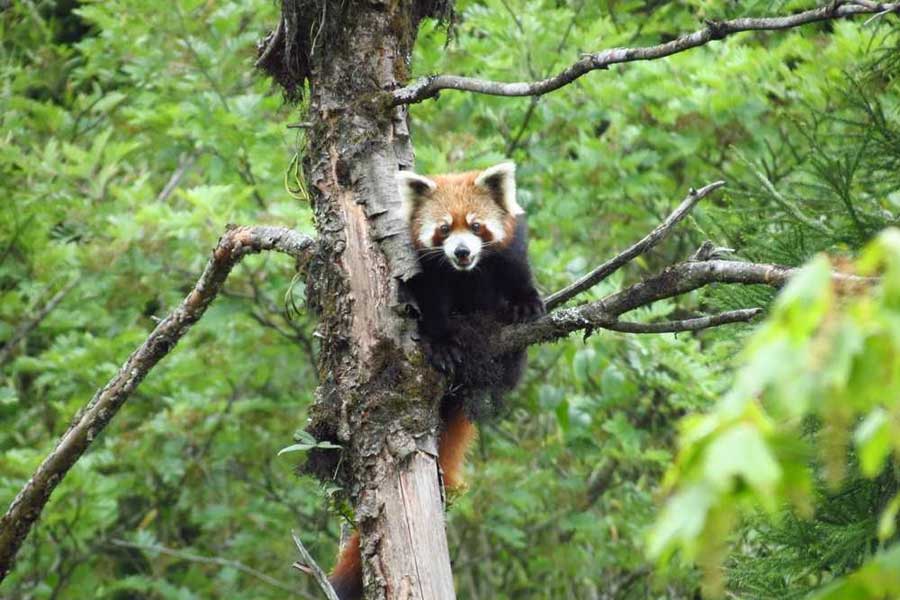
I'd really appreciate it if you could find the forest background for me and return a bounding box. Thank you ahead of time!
[1,0,899,598]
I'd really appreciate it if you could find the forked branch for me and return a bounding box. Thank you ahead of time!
[499,258,871,352]
[393,1,900,105]
[510,176,875,351]
[0,226,316,582]
[544,181,725,310]
[292,532,341,600]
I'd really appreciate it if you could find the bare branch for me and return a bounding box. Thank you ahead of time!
[544,181,725,311]
[156,152,197,203]
[602,308,764,334]
[292,531,341,600]
[497,259,870,352]
[0,278,78,367]
[109,539,311,599]
[0,226,316,582]
[393,2,900,105]
[255,16,284,69]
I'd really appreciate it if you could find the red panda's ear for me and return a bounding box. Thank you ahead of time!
[475,162,523,215]
[397,170,436,222]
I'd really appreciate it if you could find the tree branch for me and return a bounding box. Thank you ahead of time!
[155,152,198,203]
[497,258,870,352]
[0,225,316,582]
[393,1,900,105]
[602,308,764,333]
[544,181,725,311]
[291,532,340,600]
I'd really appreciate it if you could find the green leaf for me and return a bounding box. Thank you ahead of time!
[703,424,781,502]
[878,493,900,542]
[277,440,341,456]
[854,408,891,478]
[647,484,715,560]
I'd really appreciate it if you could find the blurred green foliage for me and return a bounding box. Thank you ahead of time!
[650,232,900,598]
[1,0,898,598]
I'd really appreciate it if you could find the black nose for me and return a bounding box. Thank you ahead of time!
[454,246,470,259]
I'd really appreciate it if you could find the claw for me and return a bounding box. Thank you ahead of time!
[422,338,464,373]
[508,295,546,323]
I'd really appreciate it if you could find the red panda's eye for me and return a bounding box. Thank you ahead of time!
[439,224,450,235]
[471,222,481,233]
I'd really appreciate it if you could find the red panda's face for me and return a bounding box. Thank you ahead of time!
[398,162,523,272]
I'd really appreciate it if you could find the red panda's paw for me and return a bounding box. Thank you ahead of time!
[508,294,546,323]
[423,338,464,373]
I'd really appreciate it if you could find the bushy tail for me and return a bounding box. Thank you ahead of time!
[329,531,362,600]
[438,406,477,490]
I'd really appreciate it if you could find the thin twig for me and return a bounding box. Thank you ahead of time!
[602,308,764,333]
[0,226,316,582]
[0,278,78,367]
[292,531,340,600]
[393,2,900,104]
[255,16,284,68]
[108,539,311,598]
[156,153,197,203]
[864,6,895,23]
[544,181,726,311]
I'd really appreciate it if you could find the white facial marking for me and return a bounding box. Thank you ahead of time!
[417,216,438,247]
[484,216,506,244]
[444,231,482,271]
[397,170,437,223]
[417,214,452,248]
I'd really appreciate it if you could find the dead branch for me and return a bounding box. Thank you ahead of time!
[156,152,198,203]
[393,1,900,105]
[255,15,285,69]
[0,225,316,582]
[601,308,764,333]
[544,181,725,310]
[291,532,340,600]
[497,258,870,352]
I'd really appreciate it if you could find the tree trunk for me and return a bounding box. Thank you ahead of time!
[285,2,455,598]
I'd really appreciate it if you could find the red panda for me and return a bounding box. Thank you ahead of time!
[328,162,543,599]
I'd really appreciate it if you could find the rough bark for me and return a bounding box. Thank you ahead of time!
[278,2,456,599]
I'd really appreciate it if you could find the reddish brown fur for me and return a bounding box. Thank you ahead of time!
[410,170,516,251]
[438,408,478,490]
[328,413,478,599]
[330,530,362,599]
[331,167,504,598]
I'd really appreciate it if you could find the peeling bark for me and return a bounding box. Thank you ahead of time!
[280,2,457,598]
